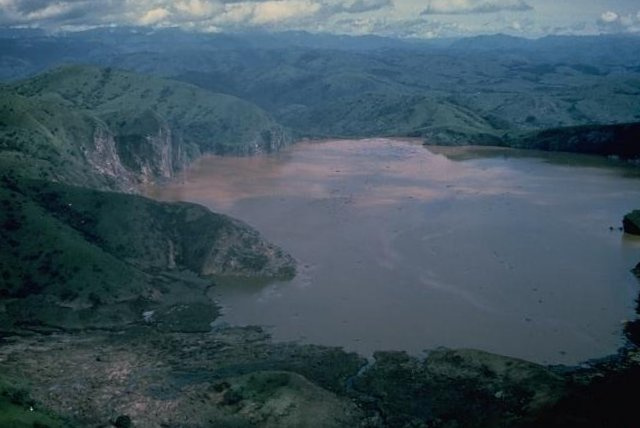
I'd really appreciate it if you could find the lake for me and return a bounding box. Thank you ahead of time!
[148,139,640,365]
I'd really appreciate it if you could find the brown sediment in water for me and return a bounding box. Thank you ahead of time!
[148,138,640,365]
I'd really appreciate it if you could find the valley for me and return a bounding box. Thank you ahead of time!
[0,29,639,427]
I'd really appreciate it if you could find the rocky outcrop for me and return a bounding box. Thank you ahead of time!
[110,110,188,185]
[246,126,293,155]
[1,66,295,192]
[0,177,296,333]
[623,210,640,235]
[84,127,138,192]
[177,209,296,278]
[86,112,292,190]
[84,119,190,192]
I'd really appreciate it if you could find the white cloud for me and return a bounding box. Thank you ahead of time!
[0,0,639,38]
[251,0,321,24]
[337,0,392,14]
[175,0,217,17]
[600,10,618,23]
[217,3,254,24]
[619,14,634,26]
[139,7,170,25]
[595,8,640,34]
[421,0,532,15]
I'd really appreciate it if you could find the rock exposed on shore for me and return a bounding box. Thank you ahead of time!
[623,210,640,235]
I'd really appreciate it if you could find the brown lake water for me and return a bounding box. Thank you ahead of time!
[148,139,640,365]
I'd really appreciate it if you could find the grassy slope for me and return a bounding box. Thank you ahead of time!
[0,88,110,188]
[157,48,640,143]
[0,66,296,334]
[13,65,287,152]
[0,65,290,190]
[0,373,72,428]
[2,32,640,146]
[0,174,294,333]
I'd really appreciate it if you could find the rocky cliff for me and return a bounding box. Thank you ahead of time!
[0,66,297,333]
[2,65,293,192]
[623,210,640,235]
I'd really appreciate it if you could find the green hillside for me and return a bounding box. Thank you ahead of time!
[160,48,640,143]
[280,92,502,141]
[506,122,640,158]
[0,88,110,187]
[0,65,291,190]
[13,65,290,152]
[0,174,295,334]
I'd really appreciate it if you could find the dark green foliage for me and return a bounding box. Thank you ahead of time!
[0,65,290,191]
[523,365,640,428]
[113,415,132,428]
[508,122,640,158]
[221,389,243,406]
[0,174,293,333]
[352,350,564,428]
[624,319,640,346]
[4,31,640,147]
[0,374,71,427]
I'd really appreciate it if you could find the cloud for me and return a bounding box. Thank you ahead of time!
[251,0,321,24]
[333,17,471,38]
[0,0,636,38]
[139,7,170,25]
[599,10,618,23]
[421,0,532,15]
[0,0,125,26]
[0,0,328,28]
[175,0,218,17]
[0,0,395,30]
[337,0,392,14]
[597,9,640,33]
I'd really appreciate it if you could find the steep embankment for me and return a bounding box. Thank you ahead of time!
[0,65,291,191]
[0,66,297,333]
[0,175,295,333]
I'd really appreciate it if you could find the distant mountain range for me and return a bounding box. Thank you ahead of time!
[4,28,639,153]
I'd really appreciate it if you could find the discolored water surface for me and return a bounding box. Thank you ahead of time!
[148,139,640,365]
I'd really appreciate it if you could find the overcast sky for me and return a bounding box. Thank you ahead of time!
[1,0,639,38]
